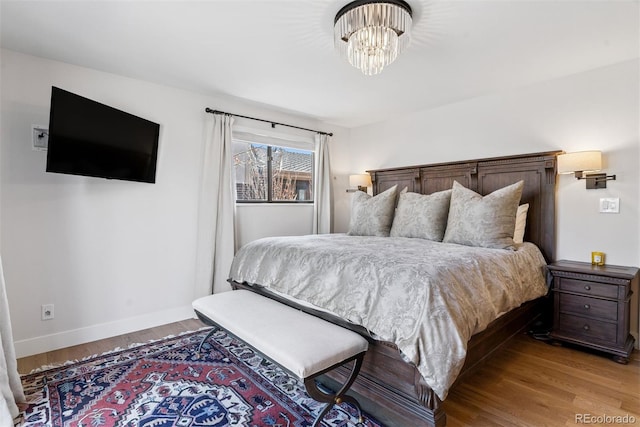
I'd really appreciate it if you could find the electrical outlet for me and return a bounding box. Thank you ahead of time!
[41,304,54,320]
[599,198,620,213]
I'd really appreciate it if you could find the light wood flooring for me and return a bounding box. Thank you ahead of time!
[18,319,639,426]
[17,319,204,374]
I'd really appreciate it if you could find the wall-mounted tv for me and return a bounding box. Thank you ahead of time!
[46,87,160,183]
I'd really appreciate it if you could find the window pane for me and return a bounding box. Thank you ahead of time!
[233,142,267,201]
[271,147,313,201]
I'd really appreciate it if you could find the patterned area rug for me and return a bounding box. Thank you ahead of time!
[20,327,383,427]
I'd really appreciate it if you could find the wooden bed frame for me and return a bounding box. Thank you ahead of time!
[231,151,560,427]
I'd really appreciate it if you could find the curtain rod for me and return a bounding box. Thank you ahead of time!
[205,108,333,137]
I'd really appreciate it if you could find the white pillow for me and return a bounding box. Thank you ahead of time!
[513,203,529,244]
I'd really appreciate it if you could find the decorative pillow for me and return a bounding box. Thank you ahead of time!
[513,203,529,244]
[396,186,408,207]
[443,180,524,249]
[390,189,452,241]
[347,185,398,237]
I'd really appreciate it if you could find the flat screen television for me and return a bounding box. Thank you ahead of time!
[46,87,160,183]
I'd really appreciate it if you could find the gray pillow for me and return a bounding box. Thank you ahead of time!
[347,185,398,237]
[443,180,524,249]
[390,189,452,241]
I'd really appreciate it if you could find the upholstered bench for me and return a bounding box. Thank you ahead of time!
[192,290,369,427]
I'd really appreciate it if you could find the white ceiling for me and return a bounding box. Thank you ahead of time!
[1,1,638,128]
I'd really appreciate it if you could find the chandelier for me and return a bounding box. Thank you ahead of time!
[334,0,413,76]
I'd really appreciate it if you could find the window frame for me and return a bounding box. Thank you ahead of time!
[233,141,315,204]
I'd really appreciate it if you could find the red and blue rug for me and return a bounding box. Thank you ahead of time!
[20,327,383,427]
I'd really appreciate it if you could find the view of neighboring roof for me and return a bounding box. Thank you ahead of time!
[235,146,312,174]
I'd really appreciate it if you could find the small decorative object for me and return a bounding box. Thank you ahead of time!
[591,251,605,266]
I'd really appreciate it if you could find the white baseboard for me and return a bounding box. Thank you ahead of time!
[14,305,196,358]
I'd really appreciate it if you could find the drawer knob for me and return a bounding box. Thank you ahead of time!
[583,324,590,331]
[584,285,591,291]
[584,304,590,309]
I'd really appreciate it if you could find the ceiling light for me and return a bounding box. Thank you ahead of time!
[334,0,413,76]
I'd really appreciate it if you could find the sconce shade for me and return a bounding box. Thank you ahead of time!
[349,174,372,188]
[557,151,602,175]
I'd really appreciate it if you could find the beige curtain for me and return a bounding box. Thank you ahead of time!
[195,113,236,296]
[0,256,25,424]
[312,133,332,234]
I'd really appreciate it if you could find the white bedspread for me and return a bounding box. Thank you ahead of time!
[228,234,548,399]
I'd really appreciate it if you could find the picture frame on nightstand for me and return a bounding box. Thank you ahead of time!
[591,251,605,266]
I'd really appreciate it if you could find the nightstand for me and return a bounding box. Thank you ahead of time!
[548,260,638,364]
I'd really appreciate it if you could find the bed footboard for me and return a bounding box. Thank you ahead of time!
[326,296,546,427]
[323,339,446,427]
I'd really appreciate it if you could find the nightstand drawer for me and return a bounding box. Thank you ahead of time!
[558,293,617,321]
[557,314,617,343]
[557,278,618,299]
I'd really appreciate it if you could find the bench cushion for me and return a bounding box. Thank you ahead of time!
[193,290,368,378]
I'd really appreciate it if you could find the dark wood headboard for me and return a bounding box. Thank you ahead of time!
[367,151,561,262]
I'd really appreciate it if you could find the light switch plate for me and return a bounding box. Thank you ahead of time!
[32,125,48,151]
[599,197,620,213]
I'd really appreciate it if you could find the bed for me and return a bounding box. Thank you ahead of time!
[229,151,560,427]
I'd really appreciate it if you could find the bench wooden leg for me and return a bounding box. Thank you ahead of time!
[304,353,366,427]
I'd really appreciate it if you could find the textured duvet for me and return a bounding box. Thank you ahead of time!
[228,234,548,399]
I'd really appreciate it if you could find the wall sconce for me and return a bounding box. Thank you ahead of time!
[347,174,372,192]
[557,151,616,189]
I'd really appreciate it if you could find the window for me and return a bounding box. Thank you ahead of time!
[233,141,314,203]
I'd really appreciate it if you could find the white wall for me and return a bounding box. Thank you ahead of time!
[0,49,339,357]
[332,59,640,343]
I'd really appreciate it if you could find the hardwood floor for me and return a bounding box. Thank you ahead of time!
[17,318,204,374]
[17,320,639,426]
[443,335,639,427]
